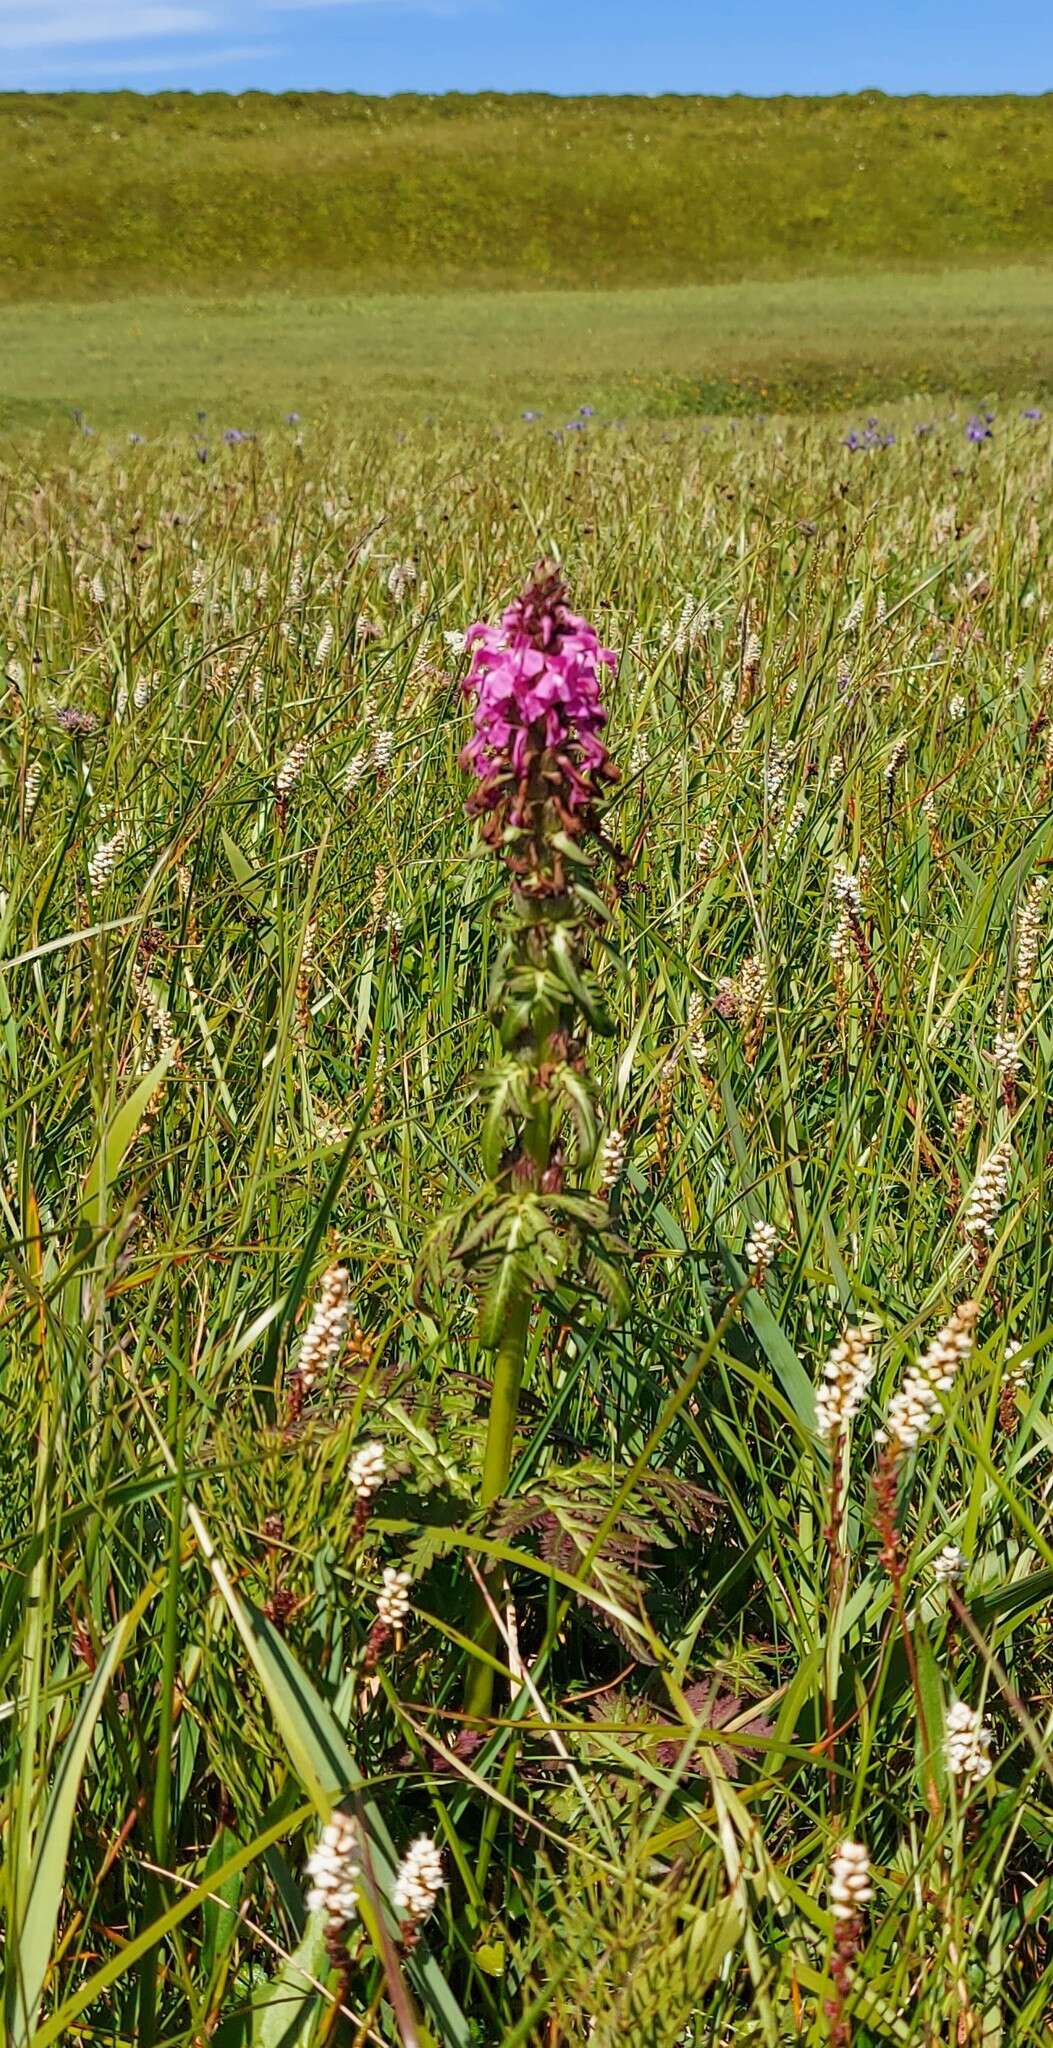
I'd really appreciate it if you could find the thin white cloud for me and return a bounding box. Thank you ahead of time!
[0,4,212,49]
[15,40,277,75]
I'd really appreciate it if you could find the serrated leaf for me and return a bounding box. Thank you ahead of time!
[477,1223,532,1350]
[556,1066,599,1163]
[548,925,614,1034]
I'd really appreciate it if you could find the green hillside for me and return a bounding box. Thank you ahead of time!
[4,90,1053,300]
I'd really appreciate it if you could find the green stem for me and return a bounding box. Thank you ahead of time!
[464,1292,531,1723]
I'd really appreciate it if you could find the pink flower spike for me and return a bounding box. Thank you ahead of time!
[459,564,618,871]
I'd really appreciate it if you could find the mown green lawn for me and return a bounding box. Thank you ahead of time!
[2,265,1051,429]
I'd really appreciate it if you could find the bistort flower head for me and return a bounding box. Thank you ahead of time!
[297,1265,351,1391]
[963,1139,1012,1244]
[876,1300,978,1456]
[945,1700,994,1786]
[744,1220,780,1278]
[393,1834,446,1928]
[829,1839,872,1921]
[88,827,128,892]
[599,1125,627,1194]
[276,737,311,800]
[933,1542,967,1584]
[305,1809,360,1928]
[461,562,618,870]
[376,1565,412,1630]
[815,1322,877,1443]
[348,1439,386,1500]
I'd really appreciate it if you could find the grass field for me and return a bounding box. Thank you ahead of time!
[6,91,1053,424]
[2,265,1052,428]
[6,91,1053,299]
[4,80,1053,2048]
[1,407,1052,2043]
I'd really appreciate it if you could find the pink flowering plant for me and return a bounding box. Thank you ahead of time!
[460,560,619,883]
[421,562,629,1717]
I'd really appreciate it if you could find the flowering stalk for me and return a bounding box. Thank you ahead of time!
[873,1301,978,1813]
[826,1840,873,2047]
[365,1565,412,1669]
[831,864,884,1023]
[815,1324,876,1805]
[284,1264,351,1426]
[962,1138,1012,1268]
[423,564,626,1721]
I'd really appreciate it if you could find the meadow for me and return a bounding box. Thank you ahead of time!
[4,91,1053,428]
[1,401,1052,2046]
[2,267,1052,430]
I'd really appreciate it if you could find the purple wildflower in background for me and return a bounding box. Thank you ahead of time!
[128,432,143,445]
[223,428,245,445]
[579,404,595,417]
[522,410,538,422]
[55,706,98,737]
[196,445,209,463]
[966,415,993,443]
[286,411,300,424]
[1023,407,1043,421]
[460,561,618,863]
[566,419,586,432]
[844,419,894,451]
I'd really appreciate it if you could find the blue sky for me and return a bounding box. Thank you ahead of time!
[3,0,1053,95]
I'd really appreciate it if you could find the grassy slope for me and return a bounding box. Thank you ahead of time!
[4,91,1053,420]
[5,90,1053,300]
[2,269,1052,429]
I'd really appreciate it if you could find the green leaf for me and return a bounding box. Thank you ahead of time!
[7,1583,156,2045]
[251,1911,330,2048]
[718,1234,816,1434]
[556,1066,599,1163]
[29,1811,315,2048]
[187,1522,470,2047]
[912,1614,947,1806]
[678,1893,745,1984]
[222,828,271,913]
[548,925,614,1034]
[477,1209,533,1351]
[81,1055,171,1216]
[201,1826,246,1986]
